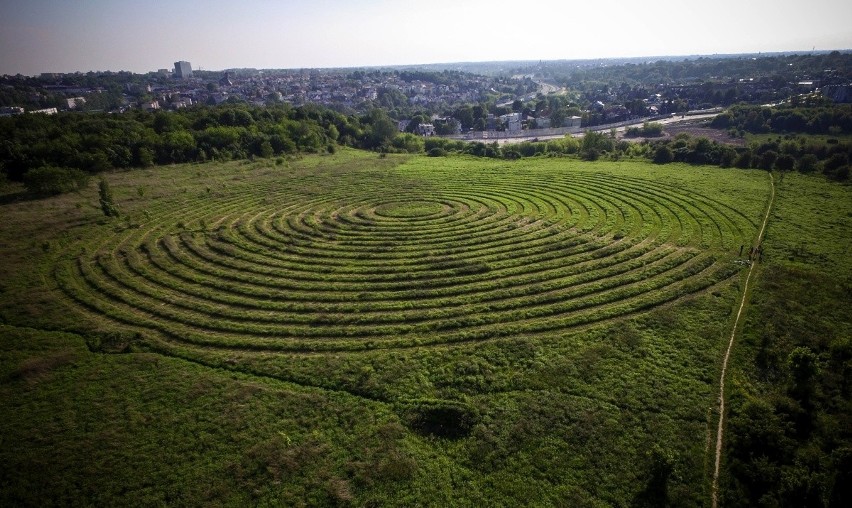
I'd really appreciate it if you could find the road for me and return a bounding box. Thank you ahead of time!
[486,112,722,145]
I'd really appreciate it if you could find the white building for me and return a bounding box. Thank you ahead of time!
[174,61,193,79]
[499,112,523,132]
[66,97,86,109]
[416,123,436,136]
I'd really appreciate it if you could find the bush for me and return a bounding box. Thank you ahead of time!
[23,166,90,197]
[424,137,466,153]
[774,154,796,171]
[796,154,820,173]
[642,122,664,137]
[400,399,478,439]
[734,151,753,169]
[829,166,850,181]
[503,149,521,160]
[581,131,614,160]
[758,150,778,170]
[391,133,424,154]
[545,138,576,154]
[427,147,447,157]
[719,148,737,168]
[823,153,849,174]
[99,178,120,217]
[653,145,674,164]
[582,147,600,161]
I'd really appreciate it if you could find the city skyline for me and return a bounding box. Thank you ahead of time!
[1,0,851,76]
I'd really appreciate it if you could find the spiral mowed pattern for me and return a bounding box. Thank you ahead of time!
[56,166,755,353]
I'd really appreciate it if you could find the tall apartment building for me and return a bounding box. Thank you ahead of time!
[174,61,193,79]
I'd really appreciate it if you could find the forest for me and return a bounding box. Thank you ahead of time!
[0,104,406,193]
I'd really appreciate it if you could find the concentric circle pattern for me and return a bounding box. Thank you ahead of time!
[57,169,754,352]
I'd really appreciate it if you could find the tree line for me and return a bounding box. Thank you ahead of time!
[4,102,850,198]
[0,103,408,195]
[712,102,852,134]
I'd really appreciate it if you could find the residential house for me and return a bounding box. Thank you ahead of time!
[416,123,436,136]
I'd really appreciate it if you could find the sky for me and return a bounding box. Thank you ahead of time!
[1,0,850,75]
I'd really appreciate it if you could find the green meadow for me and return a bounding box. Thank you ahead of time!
[1,149,847,506]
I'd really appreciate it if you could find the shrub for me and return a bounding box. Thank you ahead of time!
[719,148,737,168]
[653,145,674,164]
[581,131,614,160]
[503,149,521,160]
[86,331,141,353]
[823,153,849,174]
[99,178,120,217]
[758,150,778,170]
[555,136,580,154]
[796,154,819,173]
[830,166,850,181]
[400,399,478,439]
[734,151,753,169]
[774,154,796,171]
[642,122,664,137]
[391,133,424,153]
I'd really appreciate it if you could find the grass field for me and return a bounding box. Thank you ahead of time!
[0,149,817,506]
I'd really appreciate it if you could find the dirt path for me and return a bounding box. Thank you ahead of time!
[711,172,775,507]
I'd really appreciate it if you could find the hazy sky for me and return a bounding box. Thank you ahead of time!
[1,0,850,75]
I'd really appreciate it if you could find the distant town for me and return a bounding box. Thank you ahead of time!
[1,53,850,138]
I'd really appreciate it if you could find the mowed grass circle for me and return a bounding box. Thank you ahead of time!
[55,160,755,353]
[373,200,447,219]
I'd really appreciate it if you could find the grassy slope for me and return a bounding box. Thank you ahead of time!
[0,151,776,506]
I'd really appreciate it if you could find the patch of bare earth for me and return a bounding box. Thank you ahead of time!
[10,351,78,385]
[663,125,746,146]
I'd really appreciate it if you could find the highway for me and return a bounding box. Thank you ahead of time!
[483,112,722,145]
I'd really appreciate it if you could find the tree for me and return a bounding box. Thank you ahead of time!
[788,346,819,399]
[258,140,274,158]
[391,133,424,153]
[364,109,397,149]
[581,131,614,160]
[734,151,753,169]
[653,145,674,164]
[796,154,819,173]
[136,146,154,167]
[634,445,676,507]
[23,166,89,197]
[453,105,475,130]
[642,122,664,137]
[98,178,120,217]
[774,154,795,171]
[550,107,566,128]
[758,150,778,170]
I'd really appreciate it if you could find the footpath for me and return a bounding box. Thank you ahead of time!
[711,172,775,508]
